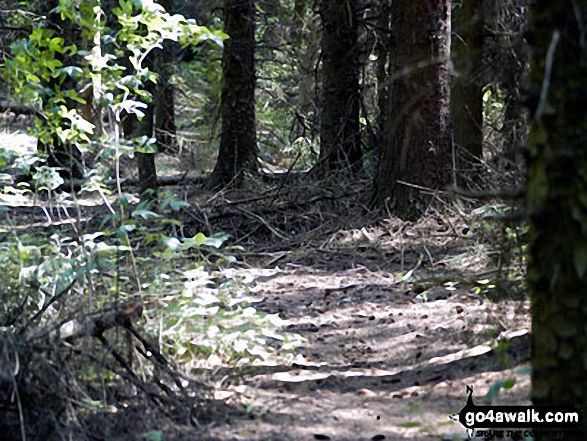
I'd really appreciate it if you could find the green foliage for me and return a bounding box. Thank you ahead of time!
[472,203,528,299]
[8,25,90,148]
[472,278,498,296]
[2,0,226,181]
[137,430,165,441]
[483,87,506,120]
[485,368,530,405]
[0,0,300,378]
[1,197,302,369]
[0,226,125,324]
[172,44,223,172]
[254,8,318,170]
[0,147,18,170]
[485,378,516,405]
[141,227,304,366]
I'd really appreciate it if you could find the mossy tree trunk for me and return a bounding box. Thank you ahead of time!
[208,0,258,190]
[372,0,453,220]
[315,0,363,175]
[528,1,587,411]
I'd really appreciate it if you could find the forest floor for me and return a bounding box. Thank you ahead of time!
[197,212,531,441]
[0,128,531,441]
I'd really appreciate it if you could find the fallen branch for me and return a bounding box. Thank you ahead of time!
[0,100,43,118]
[4,172,210,192]
[24,301,143,342]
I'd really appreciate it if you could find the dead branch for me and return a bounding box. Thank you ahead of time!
[0,100,42,117]
[24,301,143,342]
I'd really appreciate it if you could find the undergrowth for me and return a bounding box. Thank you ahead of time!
[0,190,304,368]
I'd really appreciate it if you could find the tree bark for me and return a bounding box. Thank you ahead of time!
[153,57,176,153]
[208,0,258,190]
[373,0,453,220]
[315,0,363,175]
[527,0,587,418]
[451,0,484,181]
[135,103,158,199]
[291,0,320,144]
[123,79,158,199]
[154,0,176,153]
[375,0,391,152]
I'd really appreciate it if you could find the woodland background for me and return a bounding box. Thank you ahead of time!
[0,0,584,440]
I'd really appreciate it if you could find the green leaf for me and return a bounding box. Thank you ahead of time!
[198,232,229,248]
[197,31,226,47]
[59,66,84,79]
[33,166,64,190]
[118,223,136,234]
[161,198,190,211]
[136,430,164,441]
[49,37,65,53]
[25,72,40,83]
[193,232,208,246]
[113,100,148,118]
[131,208,162,220]
[163,237,181,251]
[485,379,515,404]
[134,136,158,154]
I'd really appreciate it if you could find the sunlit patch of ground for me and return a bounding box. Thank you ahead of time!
[0,128,37,154]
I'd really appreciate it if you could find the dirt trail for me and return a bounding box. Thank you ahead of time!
[0,173,530,441]
[202,231,531,441]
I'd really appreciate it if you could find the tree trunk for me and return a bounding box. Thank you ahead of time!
[136,106,158,199]
[375,0,391,152]
[451,0,484,181]
[315,0,363,175]
[154,0,176,153]
[291,0,320,145]
[123,82,158,199]
[373,0,453,220]
[208,0,258,190]
[527,0,587,417]
[153,58,176,153]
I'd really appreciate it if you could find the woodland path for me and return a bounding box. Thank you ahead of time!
[172,187,531,441]
[0,169,531,441]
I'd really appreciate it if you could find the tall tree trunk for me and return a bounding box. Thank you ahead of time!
[291,0,320,144]
[375,0,391,152]
[451,0,484,181]
[136,106,158,199]
[315,0,363,175]
[528,0,587,415]
[124,88,158,199]
[154,0,176,153]
[372,0,453,220]
[292,0,309,48]
[209,0,258,190]
[153,53,176,152]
